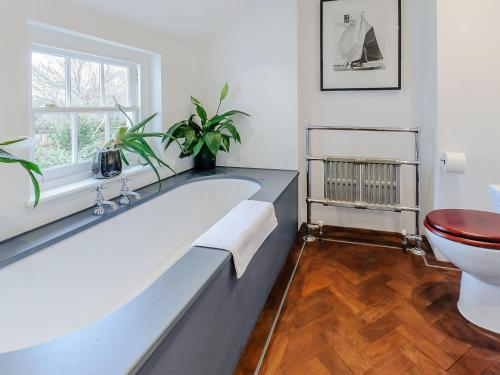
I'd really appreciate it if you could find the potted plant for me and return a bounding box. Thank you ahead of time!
[0,137,42,207]
[163,84,250,171]
[93,102,177,188]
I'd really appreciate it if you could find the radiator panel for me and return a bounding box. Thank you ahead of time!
[324,157,401,209]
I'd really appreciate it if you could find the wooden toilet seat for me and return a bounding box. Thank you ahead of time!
[425,209,500,250]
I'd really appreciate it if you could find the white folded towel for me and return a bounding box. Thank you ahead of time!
[192,200,278,278]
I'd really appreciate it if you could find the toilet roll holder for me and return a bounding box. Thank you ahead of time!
[440,152,467,174]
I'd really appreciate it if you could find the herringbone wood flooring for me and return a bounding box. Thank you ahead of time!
[235,227,500,375]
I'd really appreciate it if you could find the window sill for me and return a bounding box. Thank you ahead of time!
[28,165,149,207]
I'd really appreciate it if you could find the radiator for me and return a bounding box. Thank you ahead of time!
[324,157,401,210]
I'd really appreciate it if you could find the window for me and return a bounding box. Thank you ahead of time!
[31,46,141,181]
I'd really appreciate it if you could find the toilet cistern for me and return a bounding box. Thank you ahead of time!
[489,185,500,213]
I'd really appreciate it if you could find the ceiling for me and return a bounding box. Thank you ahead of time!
[63,0,263,44]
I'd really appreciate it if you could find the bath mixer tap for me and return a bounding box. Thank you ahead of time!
[119,177,141,205]
[93,185,118,216]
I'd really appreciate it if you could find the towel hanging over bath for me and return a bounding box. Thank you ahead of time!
[192,200,278,278]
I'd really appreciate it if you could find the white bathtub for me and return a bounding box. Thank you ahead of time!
[0,178,260,354]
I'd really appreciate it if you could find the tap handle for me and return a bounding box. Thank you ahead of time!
[92,184,106,205]
[92,184,105,193]
[121,177,131,188]
[120,178,130,195]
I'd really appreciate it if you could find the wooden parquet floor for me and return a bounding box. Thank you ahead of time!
[235,227,500,375]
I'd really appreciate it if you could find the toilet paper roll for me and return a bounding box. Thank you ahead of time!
[441,152,467,174]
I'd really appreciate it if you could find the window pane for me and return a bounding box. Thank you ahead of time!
[110,111,135,133]
[77,113,106,162]
[31,52,66,107]
[34,113,72,169]
[70,59,100,107]
[104,65,130,106]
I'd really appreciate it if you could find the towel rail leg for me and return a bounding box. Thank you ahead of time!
[305,127,317,242]
[408,130,425,255]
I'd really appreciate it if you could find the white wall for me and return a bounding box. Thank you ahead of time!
[198,0,299,171]
[435,0,500,211]
[13,0,497,244]
[298,0,437,233]
[0,0,199,241]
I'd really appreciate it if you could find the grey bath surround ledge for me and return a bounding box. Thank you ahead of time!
[0,167,297,269]
[0,167,299,375]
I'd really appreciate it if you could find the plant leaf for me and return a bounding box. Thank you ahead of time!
[188,114,202,132]
[136,138,176,175]
[119,149,129,166]
[221,134,230,152]
[219,122,241,143]
[206,115,225,130]
[203,132,222,155]
[26,167,41,207]
[0,148,42,207]
[129,132,166,138]
[162,131,185,150]
[164,120,187,138]
[195,105,208,124]
[163,122,188,149]
[132,145,162,189]
[124,141,164,190]
[114,98,134,127]
[127,113,158,134]
[0,137,28,146]
[192,138,205,157]
[191,96,203,106]
[113,127,128,145]
[219,110,251,118]
[220,83,229,102]
[183,128,196,150]
[207,109,250,131]
[0,149,42,175]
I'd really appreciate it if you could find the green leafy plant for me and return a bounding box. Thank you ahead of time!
[106,102,178,188]
[163,83,250,160]
[0,138,42,207]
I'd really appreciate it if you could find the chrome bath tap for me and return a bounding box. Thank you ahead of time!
[93,185,118,216]
[119,177,141,206]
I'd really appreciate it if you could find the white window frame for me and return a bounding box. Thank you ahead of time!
[28,22,156,192]
[31,45,142,187]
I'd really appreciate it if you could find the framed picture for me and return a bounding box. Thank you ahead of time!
[321,0,401,91]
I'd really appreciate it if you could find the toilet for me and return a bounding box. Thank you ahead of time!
[424,209,500,333]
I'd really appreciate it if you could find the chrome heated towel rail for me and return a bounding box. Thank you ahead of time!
[306,126,423,255]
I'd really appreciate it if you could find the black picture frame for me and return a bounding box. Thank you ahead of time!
[320,0,401,91]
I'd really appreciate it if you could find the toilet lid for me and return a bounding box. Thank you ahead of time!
[426,210,500,244]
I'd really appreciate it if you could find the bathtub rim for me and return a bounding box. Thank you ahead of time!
[0,169,267,270]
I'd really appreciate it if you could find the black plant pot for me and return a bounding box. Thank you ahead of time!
[92,149,123,179]
[194,153,216,171]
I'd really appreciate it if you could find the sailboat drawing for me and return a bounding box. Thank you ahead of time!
[334,12,385,71]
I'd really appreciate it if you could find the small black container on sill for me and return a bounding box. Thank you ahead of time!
[92,148,123,179]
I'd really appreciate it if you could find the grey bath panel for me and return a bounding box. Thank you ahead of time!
[137,176,298,375]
